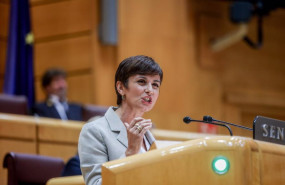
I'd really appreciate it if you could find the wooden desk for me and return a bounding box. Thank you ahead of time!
[0,113,84,185]
[37,118,83,160]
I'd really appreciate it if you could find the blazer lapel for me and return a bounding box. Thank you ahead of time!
[104,107,157,150]
[105,107,128,148]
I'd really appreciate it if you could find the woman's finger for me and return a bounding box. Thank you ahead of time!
[123,122,130,129]
[134,119,151,126]
[127,118,152,136]
[129,117,144,128]
[139,125,152,136]
[135,119,152,129]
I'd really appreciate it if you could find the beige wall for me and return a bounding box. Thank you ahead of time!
[0,0,285,137]
[117,0,285,136]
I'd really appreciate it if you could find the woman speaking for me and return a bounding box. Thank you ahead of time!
[78,55,163,185]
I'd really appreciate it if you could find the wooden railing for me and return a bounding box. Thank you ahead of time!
[0,113,83,185]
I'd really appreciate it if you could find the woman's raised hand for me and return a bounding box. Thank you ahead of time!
[123,117,152,156]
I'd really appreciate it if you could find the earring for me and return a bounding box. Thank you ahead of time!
[122,95,126,100]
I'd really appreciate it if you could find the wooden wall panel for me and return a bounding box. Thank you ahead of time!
[34,35,92,76]
[38,121,82,143]
[221,44,285,93]
[0,121,36,139]
[118,0,285,135]
[31,0,92,39]
[194,1,285,136]
[31,0,96,104]
[35,73,93,103]
[35,79,44,100]
[67,73,94,103]
[241,108,285,129]
[0,2,9,37]
[218,9,285,134]
[91,46,117,106]
[0,114,37,139]
[37,120,82,162]
[76,0,118,106]
[0,2,9,92]
[193,1,285,93]
[39,143,78,162]
[118,0,223,132]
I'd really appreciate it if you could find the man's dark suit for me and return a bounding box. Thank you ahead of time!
[33,101,83,121]
[61,155,82,176]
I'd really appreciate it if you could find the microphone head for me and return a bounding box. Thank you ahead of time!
[203,115,213,123]
[183,116,191,124]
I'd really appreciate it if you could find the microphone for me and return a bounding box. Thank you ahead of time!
[203,116,253,131]
[183,116,233,136]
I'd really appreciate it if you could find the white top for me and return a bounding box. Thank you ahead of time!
[49,95,68,120]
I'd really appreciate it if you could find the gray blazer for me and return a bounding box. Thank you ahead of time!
[78,107,156,185]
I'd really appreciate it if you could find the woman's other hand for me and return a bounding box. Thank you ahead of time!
[123,117,152,156]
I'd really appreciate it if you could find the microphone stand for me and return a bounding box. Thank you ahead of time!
[183,117,233,136]
[203,116,253,131]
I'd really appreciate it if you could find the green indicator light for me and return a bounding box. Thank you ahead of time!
[212,156,230,175]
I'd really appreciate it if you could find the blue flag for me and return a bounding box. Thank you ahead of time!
[3,0,35,109]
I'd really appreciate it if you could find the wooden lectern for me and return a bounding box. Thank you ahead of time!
[101,136,285,185]
[47,136,285,185]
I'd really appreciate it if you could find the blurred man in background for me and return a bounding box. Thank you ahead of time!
[33,68,82,121]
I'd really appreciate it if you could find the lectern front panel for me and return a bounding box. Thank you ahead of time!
[102,136,278,185]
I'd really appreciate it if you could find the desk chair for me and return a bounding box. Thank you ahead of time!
[3,152,64,185]
[82,104,108,121]
[0,94,28,115]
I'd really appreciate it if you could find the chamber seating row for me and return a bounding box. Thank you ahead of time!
[0,93,108,121]
[3,152,65,185]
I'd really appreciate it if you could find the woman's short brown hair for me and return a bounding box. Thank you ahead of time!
[115,55,163,105]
